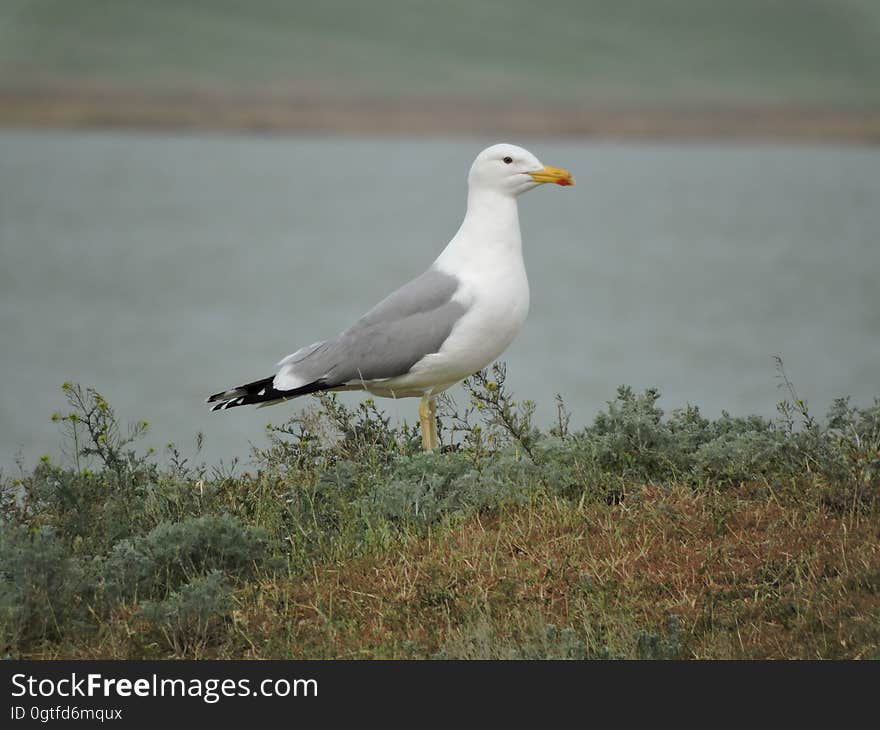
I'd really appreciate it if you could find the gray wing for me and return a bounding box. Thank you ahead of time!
[273,268,466,391]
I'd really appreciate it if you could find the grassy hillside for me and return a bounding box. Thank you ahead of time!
[1,0,879,108]
[2,364,878,659]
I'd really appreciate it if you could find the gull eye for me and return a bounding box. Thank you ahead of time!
[503,156,513,164]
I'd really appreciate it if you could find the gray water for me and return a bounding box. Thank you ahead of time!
[1,130,878,471]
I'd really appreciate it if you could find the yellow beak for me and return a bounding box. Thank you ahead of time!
[528,165,575,186]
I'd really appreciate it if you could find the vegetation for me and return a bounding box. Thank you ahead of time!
[2,363,878,659]
[3,1,879,108]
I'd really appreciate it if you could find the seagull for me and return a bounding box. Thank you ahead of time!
[206,143,574,451]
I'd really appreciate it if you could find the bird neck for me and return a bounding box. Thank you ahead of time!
[437,187,523,268]
[463,186,521,237]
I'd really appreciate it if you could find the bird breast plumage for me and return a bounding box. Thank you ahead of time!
[364,250,529,398]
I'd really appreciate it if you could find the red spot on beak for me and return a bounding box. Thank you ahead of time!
[556,178,572,186]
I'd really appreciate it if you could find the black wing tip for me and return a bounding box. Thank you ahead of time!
[210,396,246,412]
[206,376,332,412]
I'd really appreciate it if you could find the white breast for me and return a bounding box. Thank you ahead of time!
[433,255,529,374]
[386,227,530,394]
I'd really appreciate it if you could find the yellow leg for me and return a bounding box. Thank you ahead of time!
[419,395,439,451]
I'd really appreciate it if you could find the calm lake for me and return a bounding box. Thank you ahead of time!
[1,130,878,471]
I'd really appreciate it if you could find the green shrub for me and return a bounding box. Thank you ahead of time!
[139,571,233,654]
[583,386,675,479]
[434,615,588,660]
[101,514,268,602]
[0,525,85,648]
[635,615,685,659]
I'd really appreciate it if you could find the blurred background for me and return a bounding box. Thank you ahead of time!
[1,1,878,470]
[2,1,880,134]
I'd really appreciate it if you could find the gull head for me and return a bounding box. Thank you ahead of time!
[468,143,575,197]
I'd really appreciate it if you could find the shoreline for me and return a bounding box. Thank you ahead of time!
[2,89,880,142]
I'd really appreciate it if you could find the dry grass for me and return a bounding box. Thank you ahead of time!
[54,482,878,660]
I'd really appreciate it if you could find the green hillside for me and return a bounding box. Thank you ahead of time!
[1,0,879,107]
